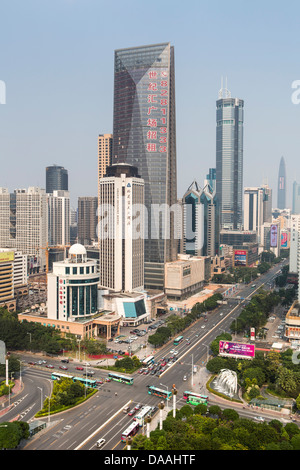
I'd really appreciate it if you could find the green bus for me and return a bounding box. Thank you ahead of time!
[108,372,134,385]
[173,335,184,346]
[147,385,172,400]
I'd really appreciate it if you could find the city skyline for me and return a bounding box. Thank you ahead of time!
[1,1,300,209]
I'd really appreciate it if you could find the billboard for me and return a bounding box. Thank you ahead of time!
[234,249,247,267]
[270,224,278,247]
[219,341,255,359]
[281,232,288,248]
[0,251,14,264]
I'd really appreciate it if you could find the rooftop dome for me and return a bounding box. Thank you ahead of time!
[69,243,87,256]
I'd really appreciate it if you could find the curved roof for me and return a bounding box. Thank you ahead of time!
[69,243,87,255]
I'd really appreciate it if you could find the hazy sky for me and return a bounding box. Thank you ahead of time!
[1,0,300,208]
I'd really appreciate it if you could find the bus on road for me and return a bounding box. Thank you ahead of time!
[173,335,183,346]
[147,385,172,400]
[183,391,208,405]
[51,372,73,381]
[51,372,97,388]
[108,372,134,385]
[121,421,140,442]
[142,355,155,367]
[134,406,152,426]
[73,376,97,388]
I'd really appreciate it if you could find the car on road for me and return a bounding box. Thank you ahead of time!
[61,359,69,363]
[170,350,178,355]
[253,416,265,422]
[128,408,136,416]
[96,380,103,385]
[135,403,142,410]
[59,366,68,370]
[96,438,106,449]
[183,375,187,381]
[28,361,36,365]
[76,366,84,371]
[46,364,54,368]
[201,325,205,328]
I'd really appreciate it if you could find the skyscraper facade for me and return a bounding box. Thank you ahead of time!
[277,156,286,209]
[98,134,113,180]
[46,165,68,194]
[47,190,70,247]
[77,197,98,246]
[292,181,300,214]
[216,88,244,230]
[112,43,177,289]
[98,163,144,293]
[0,187,47,271]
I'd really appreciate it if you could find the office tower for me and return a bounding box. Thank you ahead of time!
[77,197,98,246]
[277,156,286,209]
[46,165,68,194]
[112,43,177,289]
[98,163,144,292]
[47,190,70,246]
[182,181,202,255]
[0,187,47,271]
[47,244,100,321]
[290,214,300,273]
[216,86,244,230]
[262,184,272,223]
[182,181,219,257]
[98,134,113,180]
[200,184,220,257]
[292,181,300,214]
[204,168,216,192]
[244,187,265,232]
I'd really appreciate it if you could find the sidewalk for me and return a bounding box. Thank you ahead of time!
[0,379,23,417]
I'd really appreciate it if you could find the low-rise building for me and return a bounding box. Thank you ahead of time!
[164,255,210,301]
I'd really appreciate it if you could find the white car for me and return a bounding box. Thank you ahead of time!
[253,416,264,423]
[183,375,187,381]
[201,325,205,329]
[96,438,106,448]
[170,349,178,355]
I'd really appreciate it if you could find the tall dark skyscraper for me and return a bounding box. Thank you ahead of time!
[216,86,244,230]
[277,156,286,209]
[112,43,177,289]
[46,165,68,194]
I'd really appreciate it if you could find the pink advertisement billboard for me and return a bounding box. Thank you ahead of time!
[219,341,255,359]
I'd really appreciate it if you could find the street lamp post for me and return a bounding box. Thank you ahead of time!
[160,382,169,411]
[158,401,164,430]
[37,387,43,410]
[172,386,177,418]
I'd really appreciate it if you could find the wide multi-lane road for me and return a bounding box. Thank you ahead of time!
[2,260,288,450]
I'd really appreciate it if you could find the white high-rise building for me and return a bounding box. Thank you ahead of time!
[0,187,48,271]
[98,164,144,293]
[290,215,300,274]
[47,190,70,247]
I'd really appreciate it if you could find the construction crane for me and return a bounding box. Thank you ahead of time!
[34,243,70,275]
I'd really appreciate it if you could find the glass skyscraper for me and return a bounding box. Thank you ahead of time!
[112,43,177,289]
[277,156,286,209]
[216,88,244,230]
[46,165,68,194]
